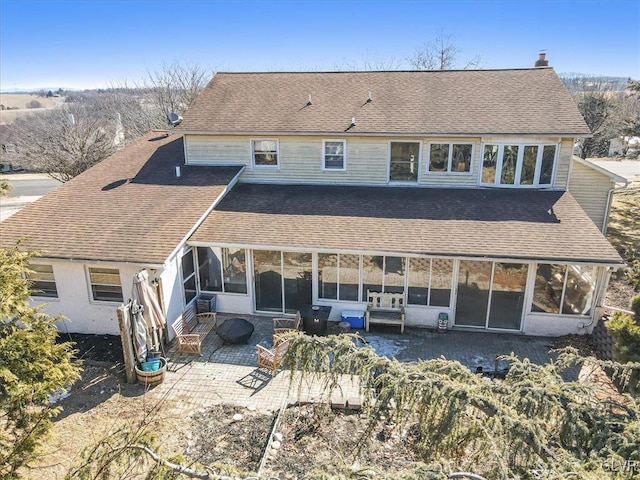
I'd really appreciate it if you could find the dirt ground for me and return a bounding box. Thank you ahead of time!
[25,186,637,479]
[605,186,640,310]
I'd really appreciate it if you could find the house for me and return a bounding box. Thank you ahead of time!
[0,60,626,337]
[0,124,21,172]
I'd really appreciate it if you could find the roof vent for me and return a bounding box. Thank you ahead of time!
[535,52,549,67]
[306,94,313,106]
[350,117,356,127]
[367,92,372,103]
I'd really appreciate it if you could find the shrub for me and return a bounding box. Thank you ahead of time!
[28,100,42,108]
[606,311,640,363]
[631,294,640,318]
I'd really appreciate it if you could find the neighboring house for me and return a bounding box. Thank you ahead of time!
[0,124,20,172]
[0,62,626,338]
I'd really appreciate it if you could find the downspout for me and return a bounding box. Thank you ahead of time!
[602,179,628,235]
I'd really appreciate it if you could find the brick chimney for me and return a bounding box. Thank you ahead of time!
[535,53,549,67]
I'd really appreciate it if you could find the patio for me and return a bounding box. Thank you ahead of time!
[145,313,563,415]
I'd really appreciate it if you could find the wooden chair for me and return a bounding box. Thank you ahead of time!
[256,340,290,375]
[272,310,301,342]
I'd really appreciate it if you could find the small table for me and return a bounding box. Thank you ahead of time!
[217,317,254,344]
[300,305,332,335]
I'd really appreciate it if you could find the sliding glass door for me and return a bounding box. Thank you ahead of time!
[455,260,492,327]
[455,260,528,330]
[254,250,312,314]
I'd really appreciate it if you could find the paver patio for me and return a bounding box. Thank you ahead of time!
[147,313,563,414]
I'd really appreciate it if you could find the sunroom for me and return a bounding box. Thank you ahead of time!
[183,183,623,336]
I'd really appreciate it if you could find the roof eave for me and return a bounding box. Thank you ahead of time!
[177,129,592,137]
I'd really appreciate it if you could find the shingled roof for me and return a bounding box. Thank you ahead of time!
[190,184,622,265]
[178,68,590,136]
[0,133,242,264]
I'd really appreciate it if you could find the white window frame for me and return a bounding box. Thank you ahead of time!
[388,140,422,183]
[529,263,597,317]
[479,142,558,188]
[426,142,474,175]
[196,246,249,295]
[86,266,123,303]
[28,263,58,298]
[181,249,198,306]
[251,138,279,169]
[322,139,347,171]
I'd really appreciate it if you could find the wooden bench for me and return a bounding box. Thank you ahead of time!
[171,306,217,355]
[365,290,405,334]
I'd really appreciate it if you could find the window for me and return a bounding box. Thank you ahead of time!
[428,143,473,173]
[318,253,359,301]
[88,267,123,302]
[28,264,58,298]
[532,264,596,315]
[389,142,420,182]
[361,255,406,301]
[323,140,346,170]
[181,250,197,305]
[481,143,557,187]
[252,139,278,167]
[198,247,248,294]
[407,257,453,307]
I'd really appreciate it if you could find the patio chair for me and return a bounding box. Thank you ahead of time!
[272,310,301,342]
[256,339,290,375]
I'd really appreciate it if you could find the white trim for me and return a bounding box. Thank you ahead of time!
[85,265,124,304]
[179,248,198,308]
[426,142,475,175]
[28,263,59,299]
[478,141,560,188]
[388,140,422,184]
[187,241,623,268]
[180,130,589,138]
[322,139,347,171]
[250,138,280,169]
[572,156,628,184]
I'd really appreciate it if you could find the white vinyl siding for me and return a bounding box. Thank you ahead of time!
[185,134,570,189]
[568,159,616,231]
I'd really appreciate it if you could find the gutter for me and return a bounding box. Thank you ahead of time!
[602,182,629,235]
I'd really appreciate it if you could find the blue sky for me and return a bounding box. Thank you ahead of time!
[1,0,638,90]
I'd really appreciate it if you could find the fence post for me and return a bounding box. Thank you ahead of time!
[117,303,137,384]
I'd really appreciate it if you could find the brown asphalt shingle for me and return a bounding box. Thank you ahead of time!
[191,184,622,264]
[178,69,590,136]
[0,133,242,264]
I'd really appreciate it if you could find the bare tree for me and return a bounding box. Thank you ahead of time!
[409,31,481,70]
[14,105,119,182]
[144,61,211,117]
[561,74,624,158]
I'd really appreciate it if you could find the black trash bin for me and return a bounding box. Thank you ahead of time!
[301,305,331,335]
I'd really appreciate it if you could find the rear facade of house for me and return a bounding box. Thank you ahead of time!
[0,61,624,337]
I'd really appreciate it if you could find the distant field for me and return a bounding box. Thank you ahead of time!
[0,93,62,124]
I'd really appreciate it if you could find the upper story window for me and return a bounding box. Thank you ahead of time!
[88,267,123,302]
[428,143,473,174]
[252,139,279,168]
[389,141,420,182]
[28,264,58,298]
[481,143,557,187]
[322,140,346,170]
